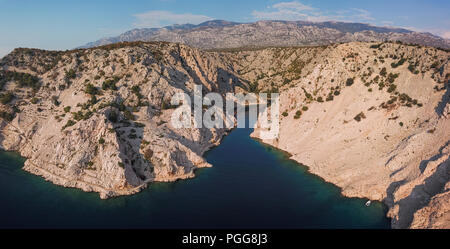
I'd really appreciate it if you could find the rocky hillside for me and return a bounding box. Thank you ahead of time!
[82,20,450,50]
[246,42,449,229]
[0,40,448,229]
[0,41,243,199]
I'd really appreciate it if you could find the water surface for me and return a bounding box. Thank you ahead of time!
[0,125,390,228]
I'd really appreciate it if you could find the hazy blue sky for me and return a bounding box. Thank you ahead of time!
[0,0,449,57]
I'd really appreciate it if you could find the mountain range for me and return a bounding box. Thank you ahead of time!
[81,20,450,50]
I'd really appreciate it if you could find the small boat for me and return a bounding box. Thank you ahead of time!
[365,200,371,207]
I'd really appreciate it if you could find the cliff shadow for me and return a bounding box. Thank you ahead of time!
[385,155,449,228]
[419,140,450,173]
[165,127,215,156]
[216,67,247,93]
[114,119,155,186]
[435,82,449,116]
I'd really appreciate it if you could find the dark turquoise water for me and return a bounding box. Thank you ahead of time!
[0,125,391,229]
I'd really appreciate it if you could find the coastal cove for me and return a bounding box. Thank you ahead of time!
[0,124,391,229]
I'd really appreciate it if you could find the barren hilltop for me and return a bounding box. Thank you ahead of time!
[0,40,449,228]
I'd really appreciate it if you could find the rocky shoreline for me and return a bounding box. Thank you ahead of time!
[0,42,240,199]
[0,41,448,228]
[248,42,449,229]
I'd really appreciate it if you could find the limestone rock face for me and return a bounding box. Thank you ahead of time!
[410,183,450,229]
[0,42,241,199]
[443,103,450,119]
[0,41,448,229]
[247,42,450,229]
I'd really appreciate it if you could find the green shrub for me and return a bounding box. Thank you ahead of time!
[131,85,143,99]
[0,111,14,121]
[345,78,354,86]
[62,120,76,130]
[387,73,399,83]
[123,110,135,120]
[64,106,71,113]
[1,71,41,90]
[249,81,259,93]
[380,67,387,77]
[52,96,60,106]
[0,92,14,104]
[134,122,145,128]
[107,110,118,123]
[131,85,140,94]
[387,84,397,93]
[282,111,288,117]
[144,148,153,161]
[83,111,93,120]
[65,69,76,80]
[102,78,118,91]
[88,95,98,106]
[354,112,366,122]
[391,58,406,68]
[72,111,84,121]
[160,101,179,110]
[99,138,105,145]
[85,83,99,95]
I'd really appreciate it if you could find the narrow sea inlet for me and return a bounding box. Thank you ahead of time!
[0,124,391,229]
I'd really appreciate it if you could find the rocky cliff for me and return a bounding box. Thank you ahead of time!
[0,42,243,199]
[0,41,448,229]
[244,42,449,229]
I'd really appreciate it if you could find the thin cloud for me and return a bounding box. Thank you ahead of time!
[351,8,375,21]
[441,31,450,39]
[421,29,450,39]
[133,10,213,28]
[272,1,314,12]
[252,1,375,23]
[396,26,450,39]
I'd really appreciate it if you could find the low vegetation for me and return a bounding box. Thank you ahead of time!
[0,92,14,104]
[354,112,367,122]
[0,70,40,90]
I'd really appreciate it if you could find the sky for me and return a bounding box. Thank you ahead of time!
[0,0,449,57]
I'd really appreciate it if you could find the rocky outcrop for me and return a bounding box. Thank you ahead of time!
[247,42,449,228]
[410,182,450,229]
[0,42,242,199]
[0,41,448,229]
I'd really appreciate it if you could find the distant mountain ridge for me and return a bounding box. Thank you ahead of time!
[81,20,450,50]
